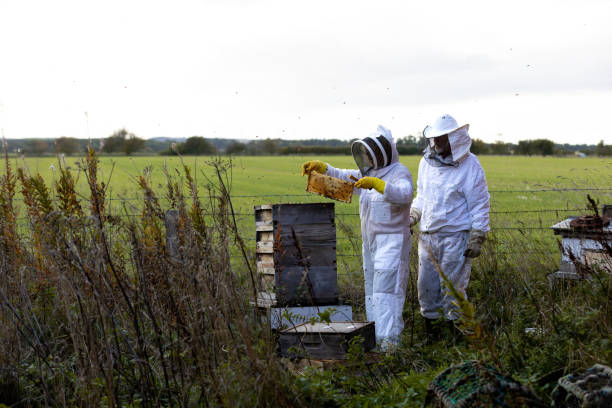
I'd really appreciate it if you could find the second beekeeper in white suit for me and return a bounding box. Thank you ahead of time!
[301,125,413,349]
[410,114,490,338]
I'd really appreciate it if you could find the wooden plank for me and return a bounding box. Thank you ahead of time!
[275,265,338,306]
[256,223,273,232]
[257,259,275,273]
[272,203,335,226]
[274,223,336,244]
[257,253,273,263]
[257,231,274,242]
[259,274,275,292]
[255,208,273,223]
[256,241,273,253]
[274,245,337,268]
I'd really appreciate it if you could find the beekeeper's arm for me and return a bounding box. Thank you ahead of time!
[354,170,413,205]
[409,159,425,226]
[302,160,363,195]
[463,161,490,257]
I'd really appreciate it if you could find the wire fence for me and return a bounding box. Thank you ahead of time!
[9,190,611,280]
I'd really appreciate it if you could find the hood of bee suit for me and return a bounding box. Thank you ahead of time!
[351,125,400,177]
[423,114,472,166]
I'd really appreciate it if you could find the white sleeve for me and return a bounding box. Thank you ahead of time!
[464,160,490,232]
[383,167,413,205]
[411,159,425,212]
[325,164,363,196]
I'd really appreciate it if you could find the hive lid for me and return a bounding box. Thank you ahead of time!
[306,171,354,203]
[281,321,371,334]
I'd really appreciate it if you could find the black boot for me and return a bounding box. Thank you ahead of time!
[447,320,462,343]
[424,318,441,344]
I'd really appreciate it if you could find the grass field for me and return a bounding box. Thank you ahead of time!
[9,154,612,252]
[8,154,612,290]
[1,152,611,406]
[9,154,612,217]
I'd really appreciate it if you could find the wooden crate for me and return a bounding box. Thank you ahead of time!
[279,321,375,359]
[254,203,338,306]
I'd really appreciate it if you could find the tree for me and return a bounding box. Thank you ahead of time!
[261,139,277,155]
[225,141,247,155]
[179,137,216,155]
[54,137,80,155]
[24,139,49,156]
[490,141,512,155]
[517,140,534,156]
[122,135,145,155]
[516,139,555,156]
[470,138,490,155]
[595,140,612,156]
[533,139,554,156]
[103,129,129,153]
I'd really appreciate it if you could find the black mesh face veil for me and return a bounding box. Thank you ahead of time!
[375,135,393,167]
[362,137,384,169]
[351,141,374,176]
[363,134,393,166]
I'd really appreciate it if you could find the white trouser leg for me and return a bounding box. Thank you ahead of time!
[418,233,442,319]
[438,232,471,320]
[418,231,471,320]
[362,244,375,322]
[371,234,410,345]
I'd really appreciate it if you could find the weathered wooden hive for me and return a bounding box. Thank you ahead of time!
[255,203,338,306]
[550,205,612,280]
[279,321,375,359]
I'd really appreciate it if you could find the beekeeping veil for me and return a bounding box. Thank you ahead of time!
[351,125,396,176]
[423,114,471,165]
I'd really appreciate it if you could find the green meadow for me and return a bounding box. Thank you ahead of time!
[2,153,611,406]
[8,154,612,275]
[10,154,612,228]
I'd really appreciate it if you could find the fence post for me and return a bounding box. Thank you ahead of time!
[165,209,180,262]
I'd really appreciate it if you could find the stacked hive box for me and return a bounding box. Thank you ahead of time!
[254,203,375,358]
[255,203,338,306]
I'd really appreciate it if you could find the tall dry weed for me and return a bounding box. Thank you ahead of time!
[0,150,302,407]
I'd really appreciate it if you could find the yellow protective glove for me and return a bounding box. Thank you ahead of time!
[354,177,385,194]
[301,160,328,176]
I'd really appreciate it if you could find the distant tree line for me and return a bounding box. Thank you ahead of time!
[4,132,612,157]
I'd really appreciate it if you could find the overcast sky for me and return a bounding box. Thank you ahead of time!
[1,0,611,144]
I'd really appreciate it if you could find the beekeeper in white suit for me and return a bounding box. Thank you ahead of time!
[410,114,490,339]
[302,125,413,349]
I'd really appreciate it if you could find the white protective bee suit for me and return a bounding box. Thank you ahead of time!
[325,125,413,346]
[411,115,490,320]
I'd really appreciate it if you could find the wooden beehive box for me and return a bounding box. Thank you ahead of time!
[255,203,338,306]
[278,321,375,359]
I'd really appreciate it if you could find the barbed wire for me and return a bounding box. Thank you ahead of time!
[8,207,596,220]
